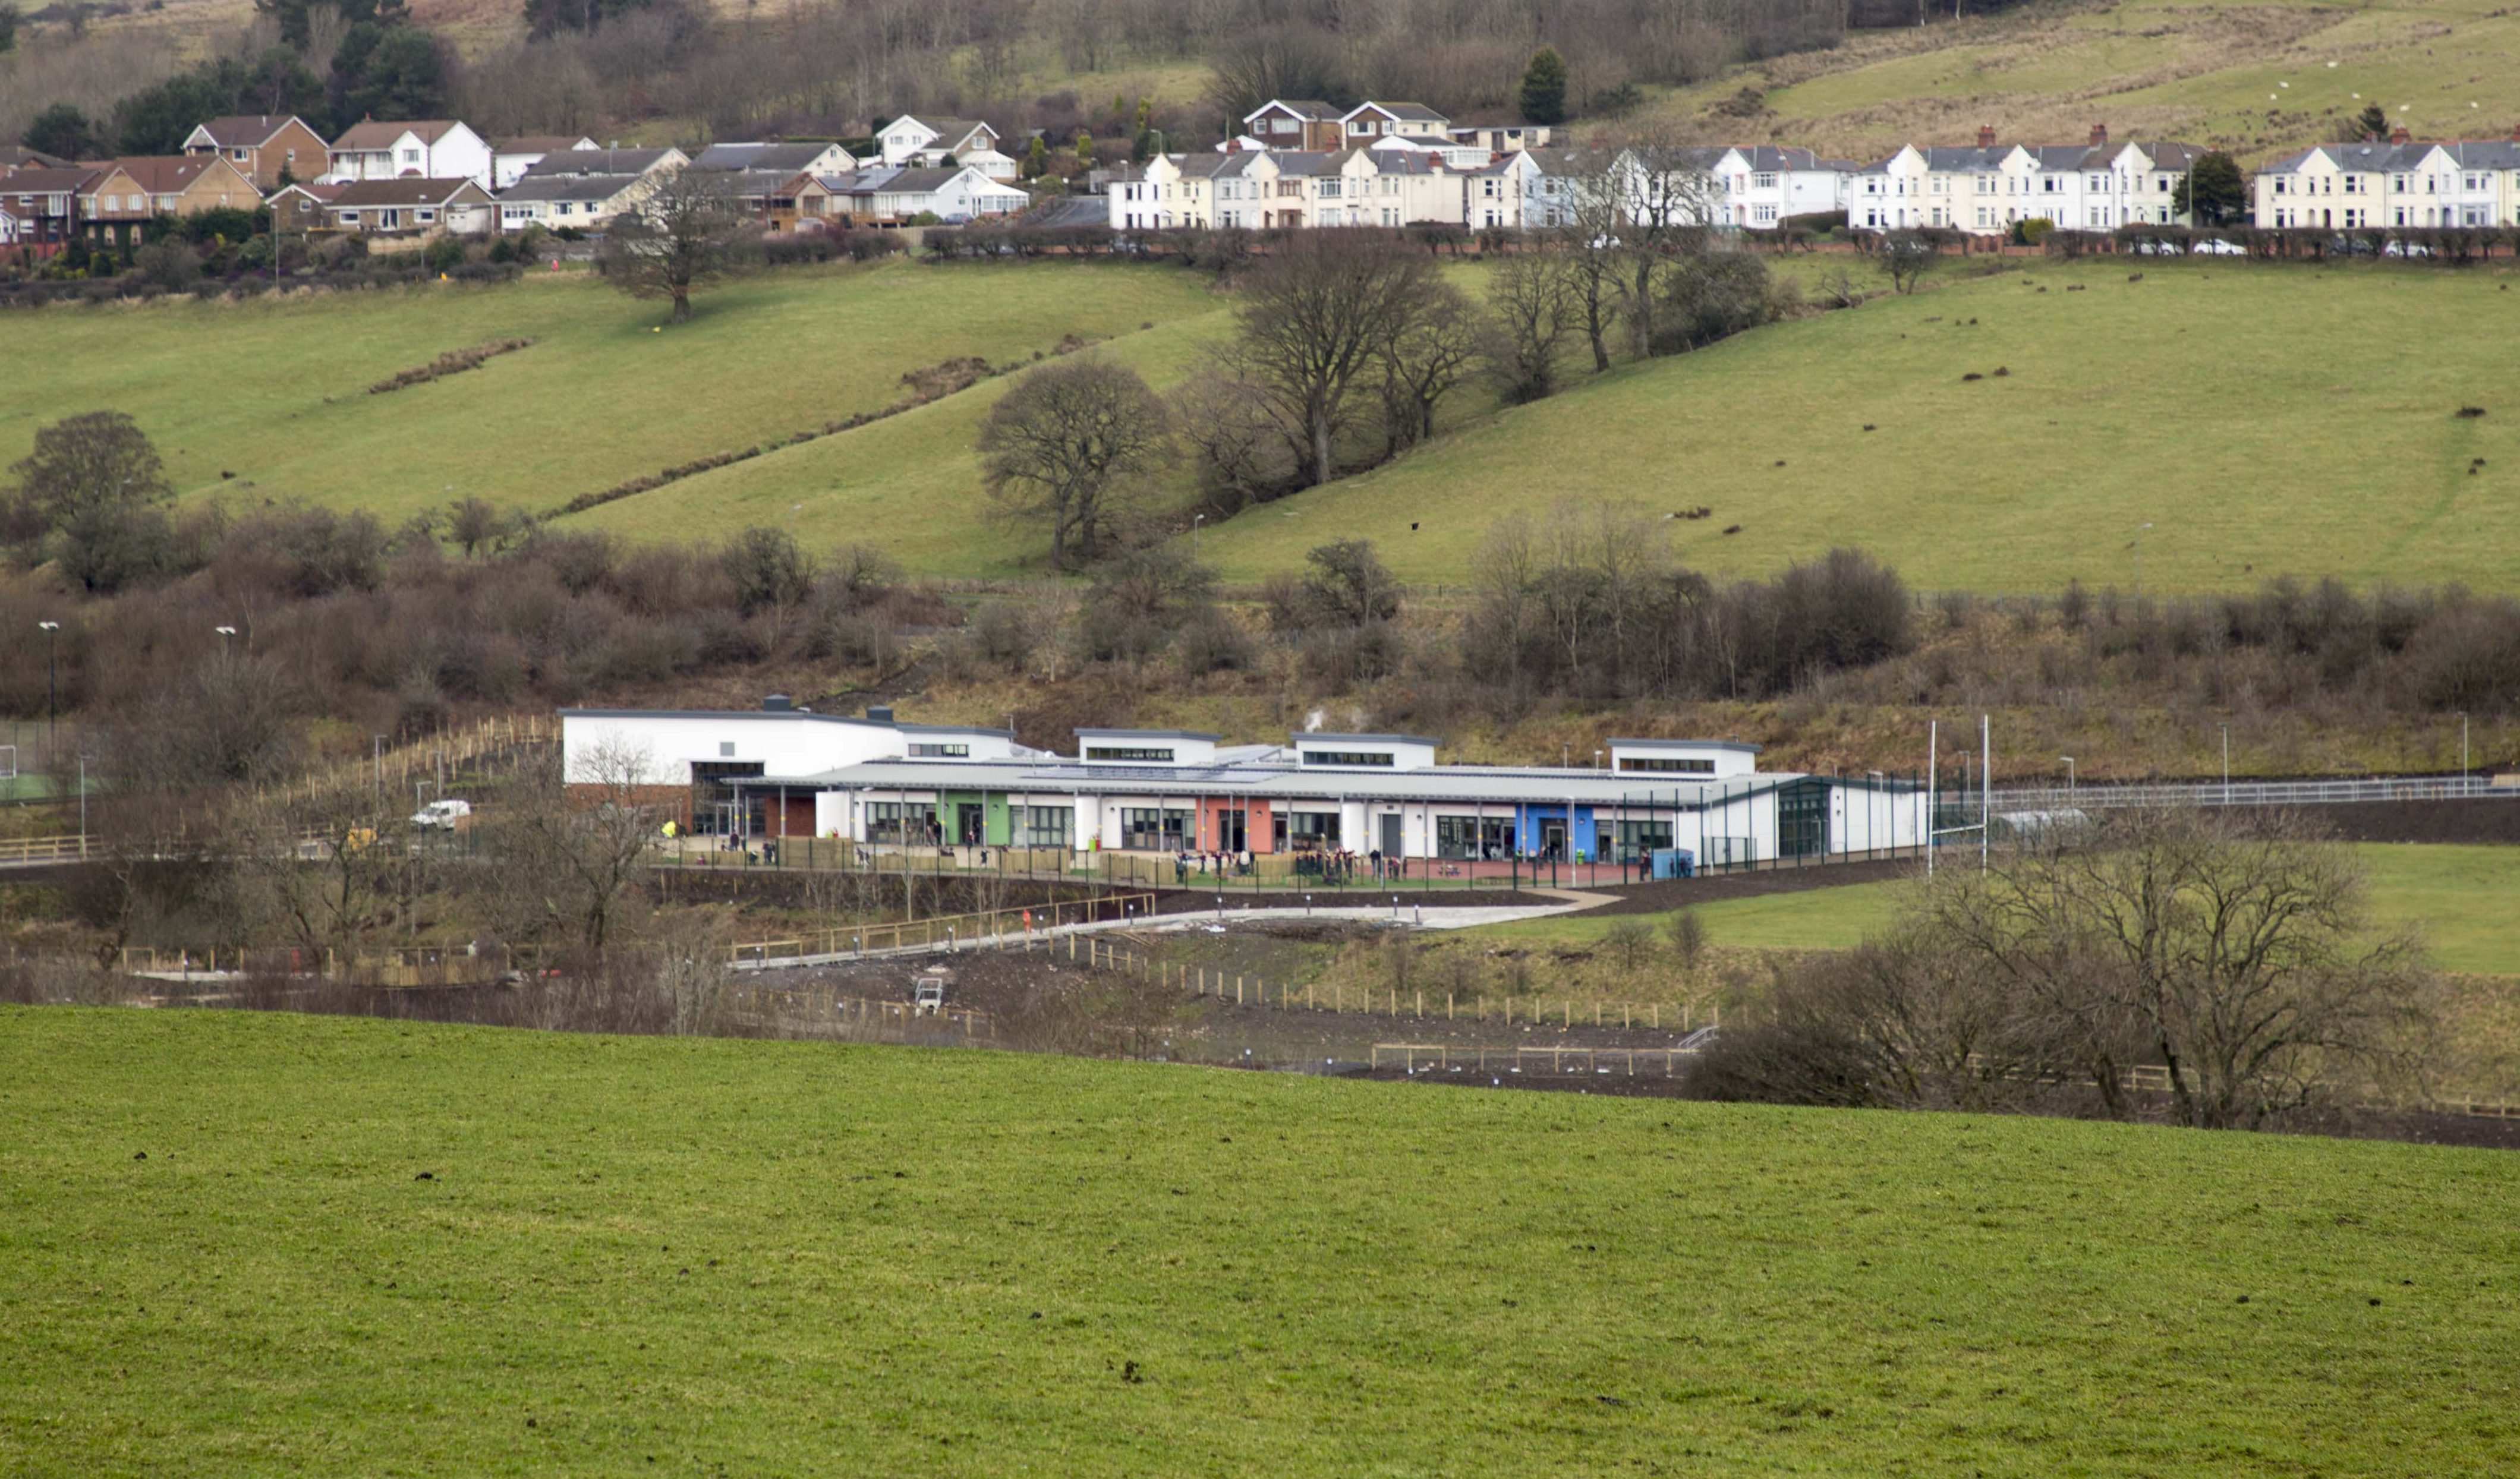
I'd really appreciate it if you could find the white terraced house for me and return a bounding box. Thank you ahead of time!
[560,701,1927,867]
[1111,146,1469,231]
[1711,146,1854,229]
[2254,127,2520,229]
[1851,126,2199,232]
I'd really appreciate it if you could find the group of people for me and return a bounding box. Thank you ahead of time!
[1173,850,1255,883]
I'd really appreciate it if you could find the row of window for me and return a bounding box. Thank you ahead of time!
[2271,171,2518,195]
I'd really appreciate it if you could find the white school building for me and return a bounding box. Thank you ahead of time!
[559,701,1927,867]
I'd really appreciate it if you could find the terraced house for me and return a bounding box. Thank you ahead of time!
[2254,127,2520,229]
[1851,126,2198,232]
[1111,145,1473,231]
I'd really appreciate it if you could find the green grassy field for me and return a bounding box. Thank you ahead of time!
[16,253,2520,590]
[1476,844,2520,975]
[5,1008,2520,1475]
[1651,0,2520,164]
[1199,257,2520,591]
[0,260,1225,538]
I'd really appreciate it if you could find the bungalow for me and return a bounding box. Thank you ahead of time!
[181,115,330,189]
[266,181,346,238]
[692,140,858,176]
[492,134,598,188]
[557,704,1924,865]
[1448,122,1553,156]
[874,116,1016,179]
[75,156,262,244]
[323,177,493,236]
[495,172,660,233]
[325,119,494,188]
[822,164,1029,223]
[713,168,834,231]
[519,146,686,182]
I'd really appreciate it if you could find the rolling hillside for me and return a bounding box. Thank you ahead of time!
[5,1007,2520,1475]
[14,253,2520,590]
[1655,0,2520,164]
[1196,256,2520,592]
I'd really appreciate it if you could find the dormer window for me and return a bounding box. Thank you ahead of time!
[909,743,969,758]
[1302,750,1394,767]
[1086,746,1174,763]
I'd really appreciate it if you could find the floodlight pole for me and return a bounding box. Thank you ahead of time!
[2220,723,2230,805]
[1980,714,1990,876]
[38,620,60,753]
[2461,712,2470,794]
[1926,720,1937,878]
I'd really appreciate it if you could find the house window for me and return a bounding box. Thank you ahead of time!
[908,743,969,758]
[1753,172,1777,189]
[1618,756,1715,774]
[417,209,436,222]
[1018,806,1072,848]
[401,149,420,163]
[1302,750,1394,768]
[1319,179,1341,198]
[1085,746,1173,763]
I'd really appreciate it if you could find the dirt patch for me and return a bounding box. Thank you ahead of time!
[1576,858,1919,915]
[2318,800,2520,845]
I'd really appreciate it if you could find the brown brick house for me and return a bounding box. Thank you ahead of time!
[182,115,331,190]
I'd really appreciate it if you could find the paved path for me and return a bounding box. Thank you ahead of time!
[738,898,1598,972]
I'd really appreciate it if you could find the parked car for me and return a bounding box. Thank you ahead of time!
[2192,237,2245,256]
[412,798,473,830]
[2383,239,2433,258]
[2131,238,2184,256]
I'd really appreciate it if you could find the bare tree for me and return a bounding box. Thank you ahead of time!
[1226,232,1449,488]
[1878,230,1939,295]
[1376,277,1481,456]
[978,357,1173,570]
[484,735,663,953]
[1604,130,1721,359]
[598,168,755,323]
[232,784,423,972]
[1483,248,1577,402]
[1923,808,2439,1129]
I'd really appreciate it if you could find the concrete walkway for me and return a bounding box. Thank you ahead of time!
[737,897,1598,972]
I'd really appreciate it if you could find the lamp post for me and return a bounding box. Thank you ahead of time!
[2061,755,2075,800]
[2460,711,2471,794]
[1191,513,1204,559]
[37,620,59,752]
[2219,723,2230,805]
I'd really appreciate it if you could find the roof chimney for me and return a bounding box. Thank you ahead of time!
[763,693,793,712]
[2512,121,2520,144]
[1977,124,1996,149]
[2390,124,2411,144]
[2089,122,2108,147]
[867,705,895,724]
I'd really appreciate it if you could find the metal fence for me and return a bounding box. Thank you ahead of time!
[1982,776,2517,813]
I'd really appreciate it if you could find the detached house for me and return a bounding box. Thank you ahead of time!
[1340,101,1451,144]
[181,115,329,189]
[77,156,262,242]
[326,120,494,188]
[2,167,91,254]
[497,146,682,232]
[1242,101,1346,152]
[874,117,1016,179]
[325,177,493,236]
[821,164,1030,223]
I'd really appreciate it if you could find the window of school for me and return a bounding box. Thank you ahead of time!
[1122,808,1191,849]
[1286,811,1341,847]
[1086,746,1173,762]
[1019,806,1072,847]
[1618,756,1715,774]
[909,743,969,758]
[1302,750,1394,767]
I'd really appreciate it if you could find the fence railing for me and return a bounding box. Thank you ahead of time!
[723,984,994,1040]
[1981,775,2518,813]
[1371,1043,1696,1076]
[0,834,89,866]
[726,893,1160,966]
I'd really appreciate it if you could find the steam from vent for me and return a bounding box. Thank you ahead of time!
[1303,709,1325,733]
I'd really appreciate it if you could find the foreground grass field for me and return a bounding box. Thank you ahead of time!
[1478,844,2520,976]
[4,1009,2519,1475]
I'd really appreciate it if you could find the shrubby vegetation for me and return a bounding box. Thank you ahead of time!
[1688,808,2443,1130]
